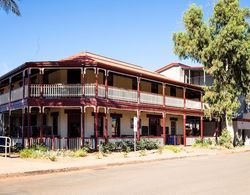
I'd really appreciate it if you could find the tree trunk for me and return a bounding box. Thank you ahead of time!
[225,113,234,142]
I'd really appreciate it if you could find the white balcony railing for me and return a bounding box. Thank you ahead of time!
[108,86,137,102]
[84,83,95,96]
[98,85,106,98]
[0,93,9,105]
[165,96,184,108]
[140,92,163,105]
[43,84,82,97]
[11,87,23,101]
[186,99,202,109]
[30,84,41,97]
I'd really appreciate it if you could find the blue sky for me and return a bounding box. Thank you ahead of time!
[0,0,249,75]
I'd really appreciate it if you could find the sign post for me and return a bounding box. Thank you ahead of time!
[133,117,137,152]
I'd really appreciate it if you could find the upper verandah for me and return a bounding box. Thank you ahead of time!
[0,51,202,91]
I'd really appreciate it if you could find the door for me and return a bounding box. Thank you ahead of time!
[68,113,81,138]
[171,121,176,135]
[149,117,160,136]
[98,116,104,137]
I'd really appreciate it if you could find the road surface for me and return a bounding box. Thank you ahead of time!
[0,152,250,195]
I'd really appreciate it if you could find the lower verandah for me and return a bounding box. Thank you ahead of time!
[0,107,205,149]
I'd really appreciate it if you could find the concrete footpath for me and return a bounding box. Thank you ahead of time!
[1,146,250,179]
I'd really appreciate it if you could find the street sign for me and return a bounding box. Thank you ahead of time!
[133,117,137,132]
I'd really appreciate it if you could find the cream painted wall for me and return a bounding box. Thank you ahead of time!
[160,66,184,82]
[85,108,94,137]
[46,108,68,137]
[160,115,184,135]
[108,110,137,136]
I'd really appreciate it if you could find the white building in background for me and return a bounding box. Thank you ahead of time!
[156,62,250,145]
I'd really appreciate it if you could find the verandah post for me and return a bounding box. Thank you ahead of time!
[183,114,186,146]
[39,106,44,140]
[162,112,166,145]
[104,108,108,143]
[94,107,98,150]
[81,106,85,147]
[136,110,140,141]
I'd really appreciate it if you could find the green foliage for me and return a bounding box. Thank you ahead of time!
[136,139,160,151]
[218,129,233,149]
[0,0,21,16]
[99,139,159,154]
[74,149,87,157]
[173,0,250,123]
[192,138,215,148]
[19,148,34,158]
[164,145,183,153]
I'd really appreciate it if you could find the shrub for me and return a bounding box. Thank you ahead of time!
[192,138,215,148]
[136,139,160,151]
[74,149,87,157]
[157,146,164,154]
[19,148,34,158]
[164,145,182,153]
[218,129,233,149]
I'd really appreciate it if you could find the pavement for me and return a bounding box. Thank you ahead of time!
[0,146,250,179]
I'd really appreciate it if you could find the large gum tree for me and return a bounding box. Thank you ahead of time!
[173,0,250,139]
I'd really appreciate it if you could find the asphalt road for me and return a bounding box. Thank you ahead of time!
[0,152,250,195]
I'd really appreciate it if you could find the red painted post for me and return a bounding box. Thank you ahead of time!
[104,111,108,143]
[39,68,44,98]
[137,77,140,104]
[94,110,98,149]
[136,110,140,141]
[27,107,31,147]
[81,106,85,146]
[183,114,186,146]
[162,112,166,145]
[81,68,85,97]
[183,87,186,109]
[163,84,166,107]
[22,108,25,147]
[95,68,98,98]
[39,108,44,140]
[105,71,108,99]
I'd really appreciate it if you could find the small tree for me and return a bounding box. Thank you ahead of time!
[173,0,250,139]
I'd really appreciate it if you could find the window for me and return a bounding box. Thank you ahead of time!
[170,87,176,97]
[132,78,137,90]
[108,72,113,86]
[111,117,120,137]
[151,83,158,93]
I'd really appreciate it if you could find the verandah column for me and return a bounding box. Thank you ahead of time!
[27,107,31,147]
[136,110,140,141]
[81,106,85,146]
[95,68,98,98]
[39,106,44,139]
[183,114,186,146]
[21,108,25,147]
[163,84,166,107]
[94,107,98,149]
[162,112,166,145]
[39,68,44,98]
[104,108,108,143]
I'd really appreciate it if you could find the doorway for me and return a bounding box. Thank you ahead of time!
[68,113,81,138]
[149,117,160,136]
